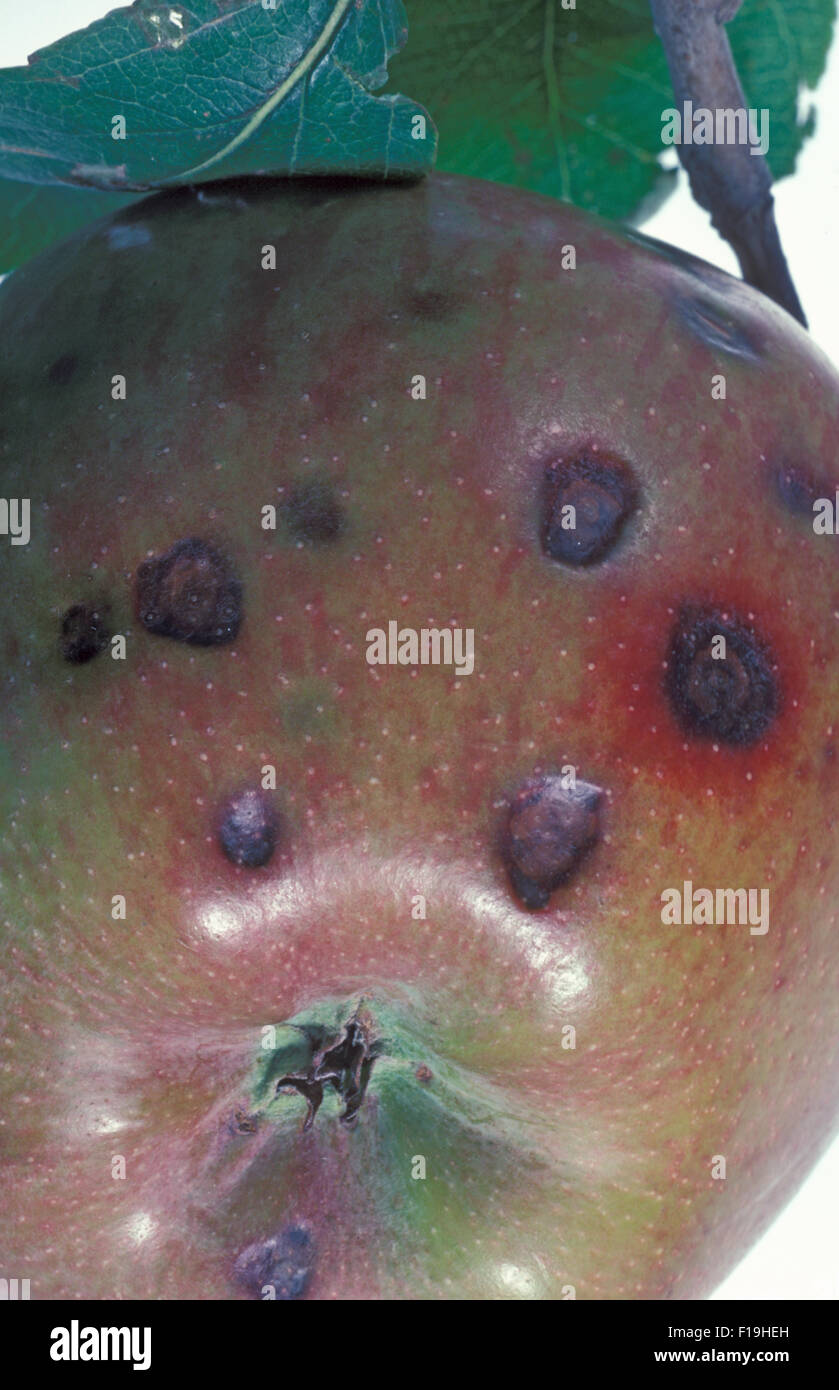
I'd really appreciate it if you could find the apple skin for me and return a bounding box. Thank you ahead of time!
[1,172,839,1301]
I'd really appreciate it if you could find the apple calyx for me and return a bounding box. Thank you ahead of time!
[274,1005,384,1131]
[239,995,548,1163]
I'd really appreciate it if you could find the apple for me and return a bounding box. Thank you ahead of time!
[1,172,839,1300]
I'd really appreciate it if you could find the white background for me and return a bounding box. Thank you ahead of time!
[2,0,838,1301]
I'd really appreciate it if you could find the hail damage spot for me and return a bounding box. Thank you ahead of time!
[675,295,762,361]
[541,451,637,566]
[136,537,242,645]
[282,481,345,545]
[59,603,110,664]
[773,462,821,518]
[276,1009,383,1131]
[218,788,278,868]
[665,603,778,746]
[233,1226,314,1301]
[47,354,78,386]
[405,285,461,322]
[504,775,603,910]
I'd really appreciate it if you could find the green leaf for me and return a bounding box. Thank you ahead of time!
[0,0,434,190]
[729,0,833,182]
[385,0,835,222]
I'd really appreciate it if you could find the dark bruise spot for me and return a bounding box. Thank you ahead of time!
[503,775,603,911]
[136,537,241,644]
[665,604,778,746]
[233,1226,314,1301]
[541,452,637,566]
[59,603,110,664]
[405,286,460,322]
[773,462,821,518]
[675,295,761,361]
[276,1009,383,1131]
[282,481,345,545]
[46,354,78,386]
[219,788,278,868]
[415,1064,433,1083]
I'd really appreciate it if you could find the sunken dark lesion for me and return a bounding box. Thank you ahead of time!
[502,774,603,911]
[665,603,779,747]
[772,461,823,519]
[404,285,462,323]
[59,602,111,664]
[540,450,638,567]
[218,787,279,868]
[673,295,763,362]
[135,536,242,645]
[281,481,346,545]
[46,353,78,386]
[621,228,766,364]
[233,1225,315,1301]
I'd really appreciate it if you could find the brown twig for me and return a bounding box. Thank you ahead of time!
[649,0,807,327]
